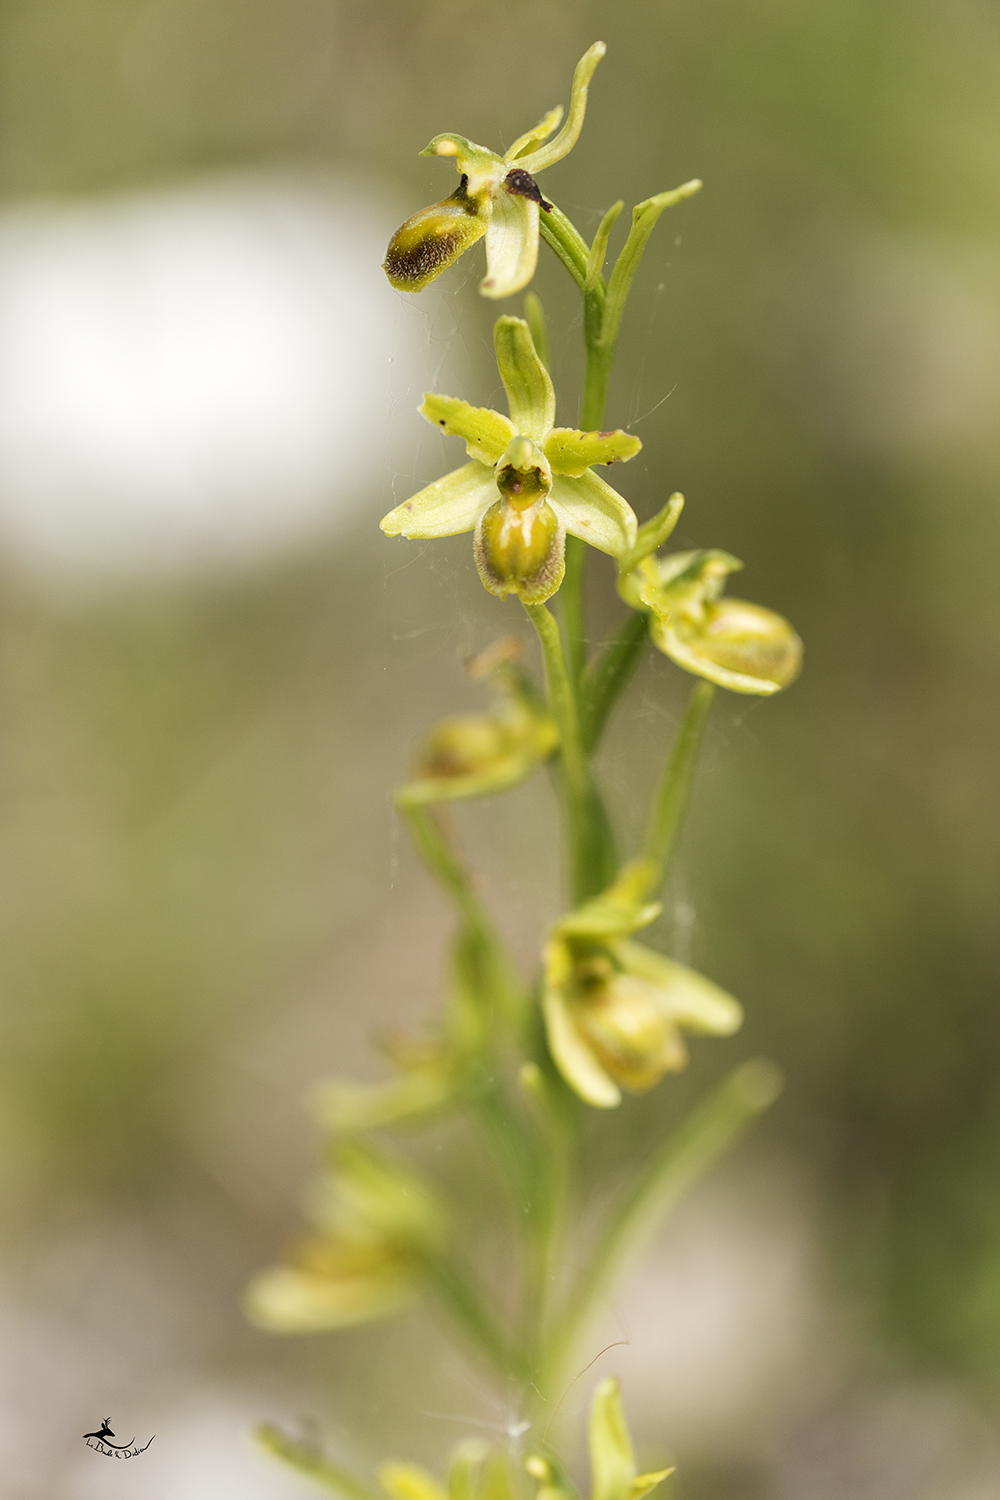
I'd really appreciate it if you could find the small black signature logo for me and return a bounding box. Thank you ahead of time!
[83,1417,155,1459]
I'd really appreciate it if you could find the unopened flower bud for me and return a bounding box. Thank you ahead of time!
[651,594,802,692]
[622,548,802,695]
[244,1145,443,1334]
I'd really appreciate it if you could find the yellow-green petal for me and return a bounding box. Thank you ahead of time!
[549,471,638,558]
[589,1378,636,1500]
[480,189,539,299]
[379,1463,450,1500]
[542,978,621,1108]
[493,316,555,441]
[381,462,497,540]
[544,427,642,477]
[516,42,607,175]
[651,597,803,694]
[420,393,515,465]
[505,105,564,163]
[616,940,743,1034]
[244,1258,415,1333]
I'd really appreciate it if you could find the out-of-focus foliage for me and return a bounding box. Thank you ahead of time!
[1,1,999,1495]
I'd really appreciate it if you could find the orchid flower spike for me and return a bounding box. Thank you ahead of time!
[381,316,640,603]
[383,42,605,299]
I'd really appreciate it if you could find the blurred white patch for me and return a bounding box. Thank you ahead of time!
[0,172,427,583]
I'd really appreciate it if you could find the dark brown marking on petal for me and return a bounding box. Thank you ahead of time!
[383,226,464,285]
[503,169,553,213]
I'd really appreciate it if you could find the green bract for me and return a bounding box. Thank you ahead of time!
[526,1379,673,1500]
[620,546,803,694]
[381,317,640,603]
[244,1143,443,1333]
[383,43,605,299]
[542,863,743,1108]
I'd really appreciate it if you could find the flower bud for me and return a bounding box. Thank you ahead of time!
[652,594,802,692]
[244,1145,443,1333]
[623,549,802,695]
[542,868,742,1108]
[396,643,557,804]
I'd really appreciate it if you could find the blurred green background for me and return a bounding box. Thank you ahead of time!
[1,1,999,1497]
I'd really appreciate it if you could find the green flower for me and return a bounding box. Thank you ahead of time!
[384,43,604,300]
[621,544,802,694]
[396,640,557,804]
[311,1034,459,1134]
[244,1143,442,1333]
[526,1378,673,1500]
[542,863,742,1108]
[381,316,640,603]
[380,1440,517,1500]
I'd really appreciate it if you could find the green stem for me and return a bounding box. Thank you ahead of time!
[256,1425,383,1500]
[402,802,522,1025]
[560,537,588,688]
[643,680,715,882]
[426,1251,525,1381]
[401,803,485,928]
[540,1060,783,1396]
[580,611,649,752]
[580,328,616,431]
[524,601,612,902]
[538,203,595,295]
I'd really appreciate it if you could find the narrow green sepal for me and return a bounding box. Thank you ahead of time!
[516,42,607,175]
[585,200,624,292]
[555,859,662,940]
[589,1378,636,1500]
[493,316,555,440]
[618,493,684,573]
[379,1463,450,1500]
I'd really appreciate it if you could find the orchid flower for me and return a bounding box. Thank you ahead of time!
[383,42,605,299]
[381,316,640,603]
[620,543,803,694]
[542,863,743,1108]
